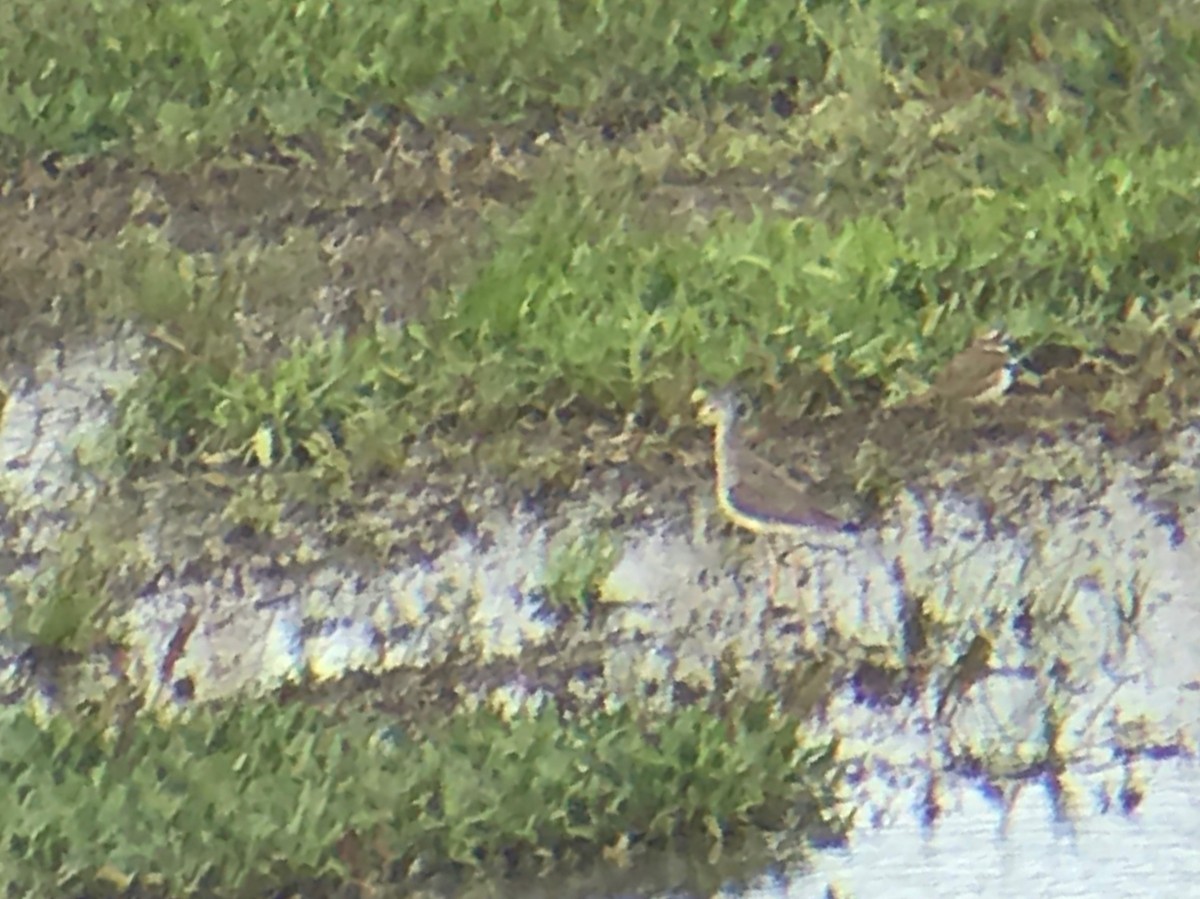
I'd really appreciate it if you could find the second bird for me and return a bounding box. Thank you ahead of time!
[916,328,1018,405]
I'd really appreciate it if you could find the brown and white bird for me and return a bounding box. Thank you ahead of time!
[694,388,908,603]
[694,389,862,596]
[694,388,857,538]
[910,329,1019,406]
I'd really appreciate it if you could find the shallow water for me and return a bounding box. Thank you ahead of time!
[753,755,1199,898]
[1,334,1197,896]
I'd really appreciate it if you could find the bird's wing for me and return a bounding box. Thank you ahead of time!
[729,450,849,532]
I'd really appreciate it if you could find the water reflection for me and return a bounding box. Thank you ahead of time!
[0,336,1197,896]
[766,757,1198,899]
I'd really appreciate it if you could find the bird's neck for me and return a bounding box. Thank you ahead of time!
[711,421,737,488]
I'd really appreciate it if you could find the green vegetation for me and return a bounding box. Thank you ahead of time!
[93,133,1200,476]
[2,0,823,160]
[37,0,1193,479]
[0,694,845,896]
[1,0,1198,894]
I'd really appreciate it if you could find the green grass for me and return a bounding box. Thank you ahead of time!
[3,0,1197,163]
[7,2,1198,467]
[5,0,1200,892]
[102,133,1200,473]
[0,0,823,162]
[0,694,846,896]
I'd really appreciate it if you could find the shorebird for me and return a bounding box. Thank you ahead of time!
[694,388,859,595]
[910,329,1019,406]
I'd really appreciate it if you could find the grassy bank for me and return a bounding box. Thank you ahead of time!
[0,692,845,896]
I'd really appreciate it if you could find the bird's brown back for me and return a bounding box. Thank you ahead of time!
[724,438,851,533]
